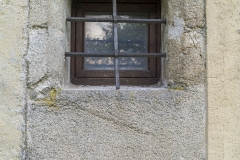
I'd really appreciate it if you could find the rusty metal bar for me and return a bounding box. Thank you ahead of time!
[65,52,166,57]
[67,17,166,24]
[113,0,120,89]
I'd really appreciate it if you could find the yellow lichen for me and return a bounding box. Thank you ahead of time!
[38,88,60,109]
[169,84,186,91]
[172,86,185,90]
[50,88,57,101]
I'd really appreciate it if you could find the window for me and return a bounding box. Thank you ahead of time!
[66,0,166,89]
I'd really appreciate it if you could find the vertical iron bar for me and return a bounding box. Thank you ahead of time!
[113,0,120,89]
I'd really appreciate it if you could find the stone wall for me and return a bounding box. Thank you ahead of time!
[25,0,206,159]
[2,0,240,159]
[162,0,205,88]
[207,0,240,159]
[0,0,207,159]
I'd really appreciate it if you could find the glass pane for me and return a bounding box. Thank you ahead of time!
[84,12,148,70]
[84,13,114,70]
[118,12,148,70]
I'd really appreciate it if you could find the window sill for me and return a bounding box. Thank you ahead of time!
[63,84,166,91]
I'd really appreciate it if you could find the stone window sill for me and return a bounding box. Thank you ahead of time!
[63,84,166,91]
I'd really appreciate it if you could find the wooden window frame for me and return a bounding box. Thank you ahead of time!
[68,0,164,88]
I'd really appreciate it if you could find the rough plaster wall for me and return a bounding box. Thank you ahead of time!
[0,0,28,159]
[25,0,206,159]
[27,88,206,160]
[207,1,240,160]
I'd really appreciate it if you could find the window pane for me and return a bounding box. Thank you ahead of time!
[84,13,114,70]
[118,12,148,70]
[84,12,148,70]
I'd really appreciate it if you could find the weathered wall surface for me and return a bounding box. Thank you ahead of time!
[27,88,206,159]
[2,0,240,159]
[162,0,205,88]
[0,0,28,159]
[25,0,206,159]
[207,1,240,160]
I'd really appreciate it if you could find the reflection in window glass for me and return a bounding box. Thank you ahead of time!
[84,12,148,70]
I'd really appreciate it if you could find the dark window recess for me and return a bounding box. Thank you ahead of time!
[66,0,166,89]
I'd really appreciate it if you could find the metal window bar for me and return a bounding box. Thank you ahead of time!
[67,17,166,24]
[65,52,167,57]
[112,0,120,89]
[66,0,166,89]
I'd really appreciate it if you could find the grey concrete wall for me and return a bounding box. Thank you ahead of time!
[24,0,207,159]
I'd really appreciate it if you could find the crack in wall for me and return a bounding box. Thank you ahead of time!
[72,107,155,137]
[24,0,207,159]
[22,0,31,159]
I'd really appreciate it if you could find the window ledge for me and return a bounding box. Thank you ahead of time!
[63,84,167,91]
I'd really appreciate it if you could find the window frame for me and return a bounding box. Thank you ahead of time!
[68,0,165,88]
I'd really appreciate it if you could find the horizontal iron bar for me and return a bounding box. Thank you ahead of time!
[118,18,166,23]
[67,17,166,24]
[65,52,166,57]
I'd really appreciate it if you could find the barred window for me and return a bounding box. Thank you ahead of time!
[66,0,166,89]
